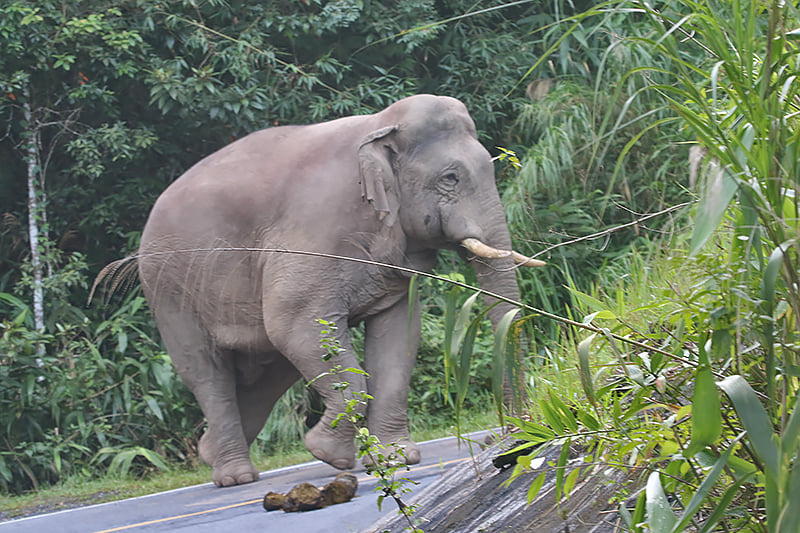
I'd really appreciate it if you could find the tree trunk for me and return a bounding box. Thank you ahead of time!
[22,86,45,355]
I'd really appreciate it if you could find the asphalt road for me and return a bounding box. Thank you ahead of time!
[0,431,490,533]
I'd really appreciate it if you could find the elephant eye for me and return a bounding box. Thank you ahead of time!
[439,173,459,190]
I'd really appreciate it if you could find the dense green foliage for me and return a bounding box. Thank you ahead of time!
[475,2,800,531]
[0,293,200,490]
[502,8,692,340]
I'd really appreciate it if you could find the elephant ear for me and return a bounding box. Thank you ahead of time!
[358,125,399,226]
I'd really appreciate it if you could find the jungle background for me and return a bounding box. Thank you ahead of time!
[1,1,798,531]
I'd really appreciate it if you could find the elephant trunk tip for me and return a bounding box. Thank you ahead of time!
[460,238,546,267]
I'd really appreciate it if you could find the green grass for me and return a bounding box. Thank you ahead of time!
[0,465,214,521]
[0,406,498,522]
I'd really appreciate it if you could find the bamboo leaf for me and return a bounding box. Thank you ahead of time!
[576,409,600,431]
[697,471,754,533]
[549,390,579,434]
[451,291,479,357]
[539,398,565,434]
[0,292,33,328]
[137,446,169,471]
[506,416,557,442]
[761,243,790,406]
[109,449,135,476]
[690,164,738,255]
[646,471,677,532]
[122,377,131,413]
[343,367,369,376]
[555,438,570,502]
[761,244,786,314]
[685,344,721,456]
[501,440,541,457]
[563,466,580,498]
[442,286,461,396]
[717,375,779,477]
[492,308,519,425]
[778,448,800,533]
[505,318,525,416]
[619,502,632,529]
[566,286,612,314]
[53,450,61,474]
[577,334,598,408]
[710,60,724,105]
[673,435,741,532]
[526,472,547,504]
[117,331,128,354]
[782,393,800,463]
[0,457,11,482]
[455,314,482,408]
[582,310,617,323]
[632,490,646,532]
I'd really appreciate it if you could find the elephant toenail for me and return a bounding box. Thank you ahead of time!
[238,472,257,484]
[332,458,354,470]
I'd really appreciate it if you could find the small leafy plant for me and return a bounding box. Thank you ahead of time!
[312,319,424,533]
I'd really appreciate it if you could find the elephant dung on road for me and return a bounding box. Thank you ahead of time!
[136,94,543,487]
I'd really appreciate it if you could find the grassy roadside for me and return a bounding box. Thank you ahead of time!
[0,407,499,522]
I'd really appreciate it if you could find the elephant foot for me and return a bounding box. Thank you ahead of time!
[212,457,260,487]
[200,430,259,487]
[305,422,356,470]
[362,437,421,467]
[396,438,421,465]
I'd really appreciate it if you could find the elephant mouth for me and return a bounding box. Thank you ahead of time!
[460,238,546,267]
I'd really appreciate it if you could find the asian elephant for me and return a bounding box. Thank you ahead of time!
[136,94,543,487]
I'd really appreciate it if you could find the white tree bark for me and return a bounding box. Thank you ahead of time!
[22,86,45,345]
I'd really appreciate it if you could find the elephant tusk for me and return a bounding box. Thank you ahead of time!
[460,238,546,267]
[511,251,547,267]
[461,238,512,259]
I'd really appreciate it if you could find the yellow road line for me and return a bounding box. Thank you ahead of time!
[92,499,263,533]
[93,456,471,532]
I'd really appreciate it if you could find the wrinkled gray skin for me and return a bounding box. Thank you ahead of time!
[138,95,522,487]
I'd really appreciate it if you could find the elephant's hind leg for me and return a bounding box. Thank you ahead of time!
[235,352,302,447]
[155,307,258,487]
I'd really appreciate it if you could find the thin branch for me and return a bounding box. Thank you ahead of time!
[0,106,12,143]
[99,244,703,371]
[166,14,352,104]
[510,200,695,267]
[350,0,539,59]
[39,107,82,181]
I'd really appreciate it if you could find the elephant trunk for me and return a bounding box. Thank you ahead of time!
[465,201,531,411]
[462,195,527,327]
[471,253,522,335]
[471,243,524,410]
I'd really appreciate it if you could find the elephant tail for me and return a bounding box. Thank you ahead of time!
[87,255,139,307]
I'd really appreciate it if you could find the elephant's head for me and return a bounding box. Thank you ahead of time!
[358,94,543,338]
[359,95,543,266]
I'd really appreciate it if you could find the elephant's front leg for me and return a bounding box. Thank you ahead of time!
[264,309,367,470]
[363,296,422,465]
